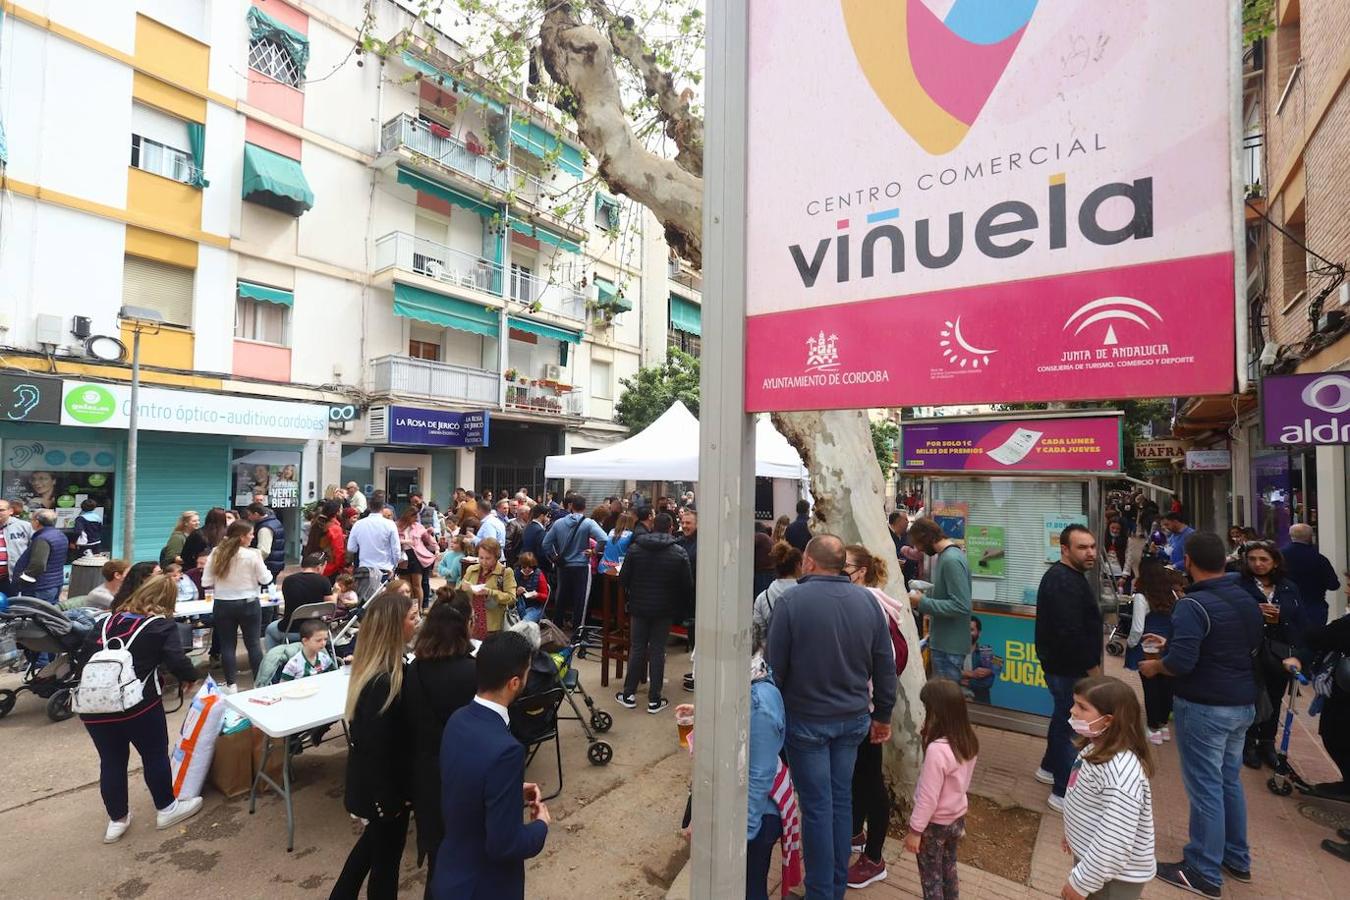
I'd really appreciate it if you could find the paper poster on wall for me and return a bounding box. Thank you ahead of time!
[970,612,1050,716]
[232,450,301,509]
[1,439,117,527]
[965,525,1006,578]
[931,500,969,542]
[1044,515,1088,562]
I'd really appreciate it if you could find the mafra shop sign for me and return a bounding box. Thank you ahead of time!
[1263,372,1350,446]
[743,2,1237,412]
[387,405,489,448]
[1134,439,1182,460]
[60,382,329,440]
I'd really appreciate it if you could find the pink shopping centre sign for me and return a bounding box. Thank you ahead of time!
[744,0,1239,412]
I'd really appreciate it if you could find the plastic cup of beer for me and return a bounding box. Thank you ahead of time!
[675,704,695,749]
[1141,637,1163,658]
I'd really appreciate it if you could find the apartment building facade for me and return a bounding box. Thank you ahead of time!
[0,0,689,560]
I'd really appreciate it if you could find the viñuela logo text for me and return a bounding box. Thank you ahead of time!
[64,384,117,424]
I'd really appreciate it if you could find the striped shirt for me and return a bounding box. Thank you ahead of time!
[1062,747,1156,895]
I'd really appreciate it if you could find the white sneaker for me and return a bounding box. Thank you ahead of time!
[220,684,237,695]
[1046,793,1065,814]
[156,796,203,830]
[1034,767,1055,785]
[1147,728,1164,745]
[1161,727,1171,742]
[104,815,131,843]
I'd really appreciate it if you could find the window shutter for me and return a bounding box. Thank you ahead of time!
[123,256,194,327]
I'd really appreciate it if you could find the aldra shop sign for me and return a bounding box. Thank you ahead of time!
[59,382,329,441]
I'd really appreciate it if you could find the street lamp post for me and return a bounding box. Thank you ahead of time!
[117,306,164,558]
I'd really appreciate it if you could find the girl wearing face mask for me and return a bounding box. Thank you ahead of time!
[1060,676,1157,900]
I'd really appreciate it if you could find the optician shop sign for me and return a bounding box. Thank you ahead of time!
[743,2,1238,411]
[1263,372,1350,446]
[0,372,63,424]
[60,382,329,440]
[899,415,1121,473]
[387,405,489,448]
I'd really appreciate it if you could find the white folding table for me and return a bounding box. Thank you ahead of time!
[222,668,350,850]
[174,597,280,618]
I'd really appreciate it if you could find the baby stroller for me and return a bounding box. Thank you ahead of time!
[520,621,614,766]
[0,597,91,722]
[1105,593,1134,657]
[1268,669,1318,797]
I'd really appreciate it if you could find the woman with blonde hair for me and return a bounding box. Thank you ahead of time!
[334,590,420,899]
[772,514,791,545]
[160,510,199,568]
[457,536,517,639]
[76,575,202,842]
[202,520,272,694]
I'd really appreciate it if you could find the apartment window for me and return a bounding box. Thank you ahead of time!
[409,339,441,361]
[668,326,701,356]
[591,359,613,400]
[235,297,289,344]
[1274,15,1301,115]
[511,263,535,302]
[129,102,196,185]
[123,256,194,328]
[249,36,301,87]
[1280,222,1307,312]
[595,195,621,231]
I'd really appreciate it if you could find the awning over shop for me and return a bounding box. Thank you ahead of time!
[396,167,497,219]
[507,218,581,255]
[242,143,314,216]
[509,118,585,178]
[670,294,701,335]
[237,281,293,307]
[507,316,581,345]
[393,283,500,338]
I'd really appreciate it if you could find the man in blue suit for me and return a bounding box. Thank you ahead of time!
[433,630,550,899]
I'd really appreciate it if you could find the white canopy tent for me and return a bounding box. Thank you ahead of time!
[544,401,807,482]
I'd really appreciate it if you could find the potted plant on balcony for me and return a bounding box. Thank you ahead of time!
[504,367,519,383]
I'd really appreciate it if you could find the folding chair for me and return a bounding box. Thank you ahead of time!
[509,686,566,801]
[276,602,337,644]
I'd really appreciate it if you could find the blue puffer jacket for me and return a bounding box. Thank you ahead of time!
[14,527,68,594]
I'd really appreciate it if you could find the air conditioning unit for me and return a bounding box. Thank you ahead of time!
[367,406,390,443]
[543,363,562,381]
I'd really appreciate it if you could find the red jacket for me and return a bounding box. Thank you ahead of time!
[321,519,346,578]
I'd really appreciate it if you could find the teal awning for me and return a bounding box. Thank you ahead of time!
[595,277,632,313]
[397,167,497,219]
[238,281,293,307]
[400,51,506,114]
[510,118,584,178]
[595,193,620,229]
[670,295,701,336]
[508,316,581,345]
[507,218,581,255]
[242,143,313,216]
[393,283,500,337]
[246,6,310,80]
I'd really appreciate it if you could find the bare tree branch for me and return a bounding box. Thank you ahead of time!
[539,2,703,266]
[583,0,704,178]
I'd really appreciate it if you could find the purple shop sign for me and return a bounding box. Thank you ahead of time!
[1262,373,1350,446]
[388,406,489,448]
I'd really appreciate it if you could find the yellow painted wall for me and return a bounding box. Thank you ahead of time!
[125,225,198,269]
[120,323,196,371]
[132,72,206,123]
[126,168,203,235]
[39,357,221,390]
[134,14,208,94]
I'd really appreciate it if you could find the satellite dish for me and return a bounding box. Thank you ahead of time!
[84,335,127,362]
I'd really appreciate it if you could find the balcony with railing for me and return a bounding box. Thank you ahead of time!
[379,113,510,193]
[374,232,504,297]
[506,168,586,239]
[505,379,584,417]
[368,354,500,405]
[509,268,588,322]
[669,258,703,294]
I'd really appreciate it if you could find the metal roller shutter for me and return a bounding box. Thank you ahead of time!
[567,479,623,510]
[132,435,230,562]
[928,479,1089,606]
[123,255,195,327]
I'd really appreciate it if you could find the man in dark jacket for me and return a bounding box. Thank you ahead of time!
[785,499,811,551]
[766,534,896,900]
[1141,532,1264,898]
[616,513,692,713]
[434,631,549,899]
[631,505,655,539]
[519,505,548,574]
[1281,523,1340,629]
[1033,524,1101,810]
[245,502,287,580]
[14,509,69,604]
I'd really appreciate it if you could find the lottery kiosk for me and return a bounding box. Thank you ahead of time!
[899,411,1121,734]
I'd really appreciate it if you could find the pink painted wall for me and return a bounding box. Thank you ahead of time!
[251,0,308,34]
[247,77,304,129]
[233,339,293,382]
[245,118,302,160]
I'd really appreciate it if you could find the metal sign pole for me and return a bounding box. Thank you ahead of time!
[691,0,752,896]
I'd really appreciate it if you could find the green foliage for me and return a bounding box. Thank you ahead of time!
[614,350,700,435]
[870,419,899,481]
[1243,0,1276,46]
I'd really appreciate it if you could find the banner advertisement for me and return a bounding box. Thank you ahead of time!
[970,611,1051,715]
[744,2,1237,411]
[0,439,117,528]
[965,524,1006,578]
[1185,449,1231,471]
[232,450,302,509]
[1044,514,1088,562]
[60,382,329,440]
[900,415,1120,472]
[387,406,490,448]
[1262,372,1350,446]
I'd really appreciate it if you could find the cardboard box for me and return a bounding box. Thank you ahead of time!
[208,728,254,799]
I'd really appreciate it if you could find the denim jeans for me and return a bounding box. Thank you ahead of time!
[623,615,673,702]
[786,712,872,900]
[1174,696,1255,887]
[264,620,297,651]
[929,650,965,683]
[30,585,61,604]
[212,598,263,686]
[1040,673,1081,796]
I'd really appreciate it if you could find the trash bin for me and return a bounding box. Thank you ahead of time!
[68,555,109,599]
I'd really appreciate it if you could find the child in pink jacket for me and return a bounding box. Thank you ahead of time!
[905,680,979,900]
